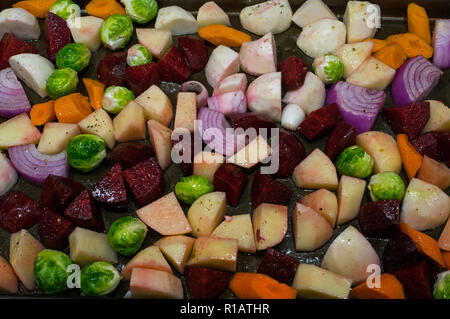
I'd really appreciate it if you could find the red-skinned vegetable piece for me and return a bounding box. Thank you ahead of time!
[213,163,248,206]
[185,266,232,299]
[91,162,128,209]
[172,133,195,176]
[251,171,293,208]
[257,248,299,284]
[382,102,430,140]
[38,207,75,250]
[383,231,419,271]
[63,190,104,232]
[412,132,442,162]
[0,191,39,233]
[436,132,450,167]
[228,112,277,137]
[358,200,400,238]
[279,56,309,91]
[0,33,38,70]
[389,259,433,299]
[270,129,306,178]
[158,47,191,83]
[125,62,161,96]
[106,142,154,169]
[298,103,343,140]
[97,51,127,87]
[177,36,209,73]
[45,12,71,61]
[326,121,357,161]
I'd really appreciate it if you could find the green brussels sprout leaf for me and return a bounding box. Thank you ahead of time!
[175,175,214,205]
[336,145,374,178]
[433,271,450,299]
[369,172,406,201]
[49,0,80,20]
[108,216,148,256]
[121,0,158,24]
[46,68,78,100]
[66,134,107,172]
[80,262,121,296]
[56,43,92,72]
[313,54,344,84]
[102,86,135,114]
[101,14,134,51]
[127,44,152,67]
[34,249,72,294]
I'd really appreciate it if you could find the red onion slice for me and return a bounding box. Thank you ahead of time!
[0,68,31,118]
[181,81,208,108]
[207,91,247,115]
[327,81,386,133]
[433,19,450,70]
[8,144,69,185]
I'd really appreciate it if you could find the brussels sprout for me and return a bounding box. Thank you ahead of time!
[102,86,135,114]
[121,0,158,24]
[108,216,148,256]
[312,54,344,84]
[56,43,92,72]
[127,44,152,67]
[175,175,214,205]
[336,145,374,178]
[66,134,107,172]
[368,172,406,201]
[34,249,72,294]
[49,0,81,20]
[101,14,134,51]
[80,262,121,296]
[46,68,78,100]
[434,271,450,299]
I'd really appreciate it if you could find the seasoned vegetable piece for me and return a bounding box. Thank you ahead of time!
[68,16,104,52]
[336,146,373,178]
[175,175,214,205]
[121,0,158,24]
[154,5,198,36]
[80,262,120,296]
[46,68,78,100]
[373,44,407,70]
[101,14,134,50]
[351,273,405,299]
[54,93,92,124]
[386,33,433,59]
[127,44,152,67]
[66,134,107,172]
[33,249,72,294]
[85,0,126,20]
[108,216,148,256]
[369,172,406,201]
[230,272,297,299]
[12,0,58,19]
[49,0,80,20]
[102,86,135,114]
[434,271,450,299]
[312,54,344,84]
[407,3,431,44]
[343,1,380,43]
[56,43,91,72]
[0,8,41,41]
[199,24,250,47]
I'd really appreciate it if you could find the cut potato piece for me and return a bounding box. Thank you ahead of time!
[0,8,40,40]
[186,237,238,272]
[174,92,196,133]
[252,203,288,250]
[37,122,81,155]
[0,256,18,294]
[78,108,115,149]
[113,101,146,142]
[417,155,450,190]
[130,268,183,299]
[0,113,41,150]
[336,175,366,225]
[291,0,337,28]
[346,57,396,91]
[155,6,198,36]
[205,45,240,88]
[247,72,282,121]
[422,100,450,133]
[193,151,224,182]
[282,72,325,115]
[333,41,374,78]
[438,218,450,251]
[68,16,104,52]
[154,236,195,274]
[197,1,231,28]
[227,135,272,169]
[344,1,380,43]
[122,246,172,280]
[299,189,338,227]
[211,214,256,253]
[136,28,172,59]
[188,191,227,238]
[239,0,292,35]
[0,152,17,196]
[240,33,277,76]
[135,85,173,127]
[148,120,173,170]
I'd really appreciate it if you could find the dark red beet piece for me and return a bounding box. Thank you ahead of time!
[326,121,357,161]
[213,163,248,206]
[91,163,128,209]
[45,12,71,61]
[298,103,343,140]
[435,132,450,167]
[412,132,442,162]
[184,266,232,299]
[38,208,74,250]
[257,248,299,284]
[270,129,306,178]
[383,231,419,271]
[39,175,86,215]
[0,191,39,233]
[251,171,293,208]
[123,158,164,207]
[63,190,104,232]
[382,102,430,140]
[106,142,154,169]
[97,51,127,87]
[158,47,191,83]
[0,33,39,69]
[125,62,161,96]
[389,259,433,299]
[358,200,400,238]
[177,36,209,73]
[228,112,277,137]
[279,56,309,91]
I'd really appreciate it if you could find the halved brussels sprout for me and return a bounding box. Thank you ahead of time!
[434,271,450,299]
[127,44,152,67]
[46,68,78,100]
[49,0,81,20]
[101,14,134,51]
[80,262,121,296]
[34,249,72,294]
[121,0,158,24]
[336,145,374,178]
[66,134,107,172]
[175,175,214,205]
[368,172,406,201]
[56,43,92,72]
[312,54,344,84]
[102,86,135,114]
[108,216,148,256]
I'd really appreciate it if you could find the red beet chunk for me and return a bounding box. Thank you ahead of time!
[45,12,71,61]
[326,121,357,160]
[106,142,154,169]
[0,33,39,70]
[270,130,306,178]
[123,158,164,207]
[383,231,419,271]
[435,132,450,167]
[158,47,191,83]
[0,191,39,233]
[125,62,161,96]
[412,132,442,162]
[358,200,400,238]
[382,102,430,140]
[184,266,232,299]
[39,175,86,214]
[97,51,127,87]
[91,163,128,209]
[389,259,433,299]
[257,248,299,284]
[177,36,208,73]
[213,163,248,206]
[228,112,277,136]
[298,103,343,140]
[63,190,104,232]
[38,208,74,250]
[279,56,309,91]
[251,171,292,208]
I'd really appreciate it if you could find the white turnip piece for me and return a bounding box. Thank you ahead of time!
[213,73,247,96]
[281,104,305,130]
[346,56,396,91]
[333,41,374,79]
[282,72,325,115]
[240,0,292,35]
[208,91,247,115]
[344,1,381,43]
[68,16,104,52]
[292,0,337,28]
[240,33,277,76]
[0,8,40,40]
[205,45,240,88]
[247,72,282,122]
[155,6,198,36]
[0,152,18,196]
[433,19,450,70]
[197,1,231,28]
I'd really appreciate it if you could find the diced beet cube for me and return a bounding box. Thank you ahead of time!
[412,132,442,162]
[382,102,430,140]
[270,129,306,178]
[435,132,450,167]
[63,190,104,232]
[228,112,277,138]
[97,51,127,87]
[279,56,309,91]
[177,36,209,73]
[389,259,433,299]
[257,248,299,284]
[213,163,248,206]
[298,103,343,140]
[251,171,292,208]
[383,231,419,271]
[184,266,232,299]
[38,208,74,250]
[326,121,357,161]
[39,175,86,215]
[0,33,39,70]
[45,12,71,61]
[91,163,128,209]
[125,62,161,96]
[106,142,154,169]
[158,47,191,83]
[0,191,39,233]
[358,200,400,238]
[123,158,164,207]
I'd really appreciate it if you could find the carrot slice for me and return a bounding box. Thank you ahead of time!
[12,0,57,18]
[54,93,92,124]
[407,3,431,44]
[198,24,252,47]
[85,0,126,20]
[30,100,56,126]
[386,33,433,59]
[399,222,446,268]
[364,38,388,53]
[83,78,105,110]
[443,251,450,270]
[397,134,423,180]
[229,273,297,299]
[351,273,406,299]
[373,43,407,70]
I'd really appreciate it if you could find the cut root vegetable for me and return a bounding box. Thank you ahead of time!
[199,24,251,47]
[208,91,247,115]
[0,113,41,149]
[213,73,247,96]
[282,72,325,115]
[0,67,31,118]
[417,155,450,190]
[407,3,431,44]
[239,33,277,76]
[291,0,337,28]
[0,8,40,40]
[0,152,18,196]
[196,1,230,28]
[12,0,57,18]
[155,6,198,36]
[343,1,380,43]
[396,134,423,180]
[136,28,172,59]
[432,19,450,70]
[229,272,296,299]
[364,38,388,52]
[85,0,126,20]
[281,104,305,131]
[346,56,396,91]
[351,273,405,299]
[82,78,105,110]
[333,41,374,78]
[54,93,92,124]
[68,16,104,52]
[373,43,407,70]
[239,0,292,35]
[247,72,282,121]
[386,33,433,59]
[227,135,271,169]
[30,101,55,126]
[422,100,450,133]
[37,122,81,155]
[205,45,240,88]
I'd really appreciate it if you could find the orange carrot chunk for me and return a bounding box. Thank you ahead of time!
[229,273,297,299]
[85,0,126,20]
[12,0,57,18]
[373,43,407,70]
[54,93,92,124]
[386,33,433,59]
[83,78,105,110]
[351,273,406,299]
[364,38,388,53]
[30,100,56,126]
[397,134,423,180]
[407,3,431,44]
[198,24,252,47]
